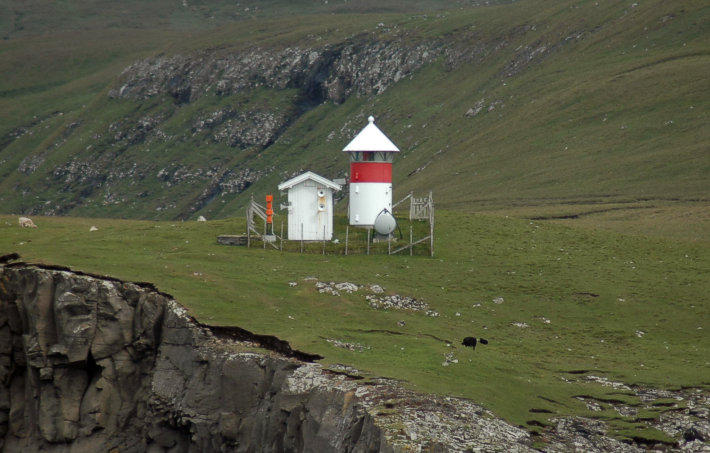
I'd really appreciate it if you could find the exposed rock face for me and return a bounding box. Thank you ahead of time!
[109,42,442,105]
[0,262,536,452]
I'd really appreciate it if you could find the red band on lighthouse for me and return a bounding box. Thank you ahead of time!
[350,162,392,183]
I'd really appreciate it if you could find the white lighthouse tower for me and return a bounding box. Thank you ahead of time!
[343,116,399,227]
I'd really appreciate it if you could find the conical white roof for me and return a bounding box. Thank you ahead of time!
[342,116,399,153]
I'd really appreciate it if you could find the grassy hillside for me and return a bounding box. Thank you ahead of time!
[0,0,707,224]
[0,0,510,38]
[1,212,708,444]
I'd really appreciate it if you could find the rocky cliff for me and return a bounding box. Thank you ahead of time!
[0,261,532,452]
[1,260,707,452]
[110,41,444,106]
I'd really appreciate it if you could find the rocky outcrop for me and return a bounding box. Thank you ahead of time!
[0,261,536,452]
[109,42,442,106]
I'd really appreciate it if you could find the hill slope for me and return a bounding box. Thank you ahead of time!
[0,0,708,222]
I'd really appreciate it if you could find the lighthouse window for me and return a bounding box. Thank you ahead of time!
[349,151,393,162]
[376,151,393,162]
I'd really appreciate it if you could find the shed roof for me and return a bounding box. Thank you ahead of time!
[277,171,341,191]
[342,116,399,153]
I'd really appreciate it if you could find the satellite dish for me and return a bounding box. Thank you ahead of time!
[373,209,397,235]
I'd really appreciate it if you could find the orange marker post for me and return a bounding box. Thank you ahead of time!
[265,195,273,233]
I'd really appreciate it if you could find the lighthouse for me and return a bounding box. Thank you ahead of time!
[343,116,399,227]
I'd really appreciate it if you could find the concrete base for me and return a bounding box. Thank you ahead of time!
[217,235,248,246]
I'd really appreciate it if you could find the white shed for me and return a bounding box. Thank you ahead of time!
[278,171,341,241]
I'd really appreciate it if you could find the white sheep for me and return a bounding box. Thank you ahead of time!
[18,217,37,228]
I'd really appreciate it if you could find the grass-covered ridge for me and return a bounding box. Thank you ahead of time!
[2,212,708,443]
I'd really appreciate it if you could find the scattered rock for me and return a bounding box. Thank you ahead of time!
[335,282,359,293]
[326,338,370,352]
[576,396,603,412]
[465,99,487,117]
[366,293,428,311]
[585,375,631,391]
[307,280,432,313]
[442,352,458,366]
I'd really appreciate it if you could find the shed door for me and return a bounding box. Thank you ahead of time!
[288,184,332,240]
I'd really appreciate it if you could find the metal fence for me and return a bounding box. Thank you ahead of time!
[232,192,434,256]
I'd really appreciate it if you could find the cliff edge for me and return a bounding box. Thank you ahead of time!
[0,261,536,452]
[1,260,707,452]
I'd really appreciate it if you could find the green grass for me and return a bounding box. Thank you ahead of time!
[1,0,512,39]
[2,210,707,443]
